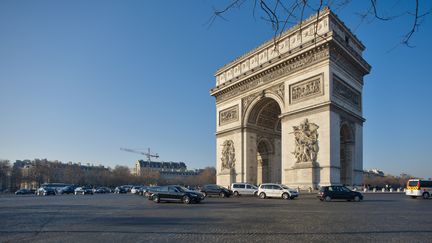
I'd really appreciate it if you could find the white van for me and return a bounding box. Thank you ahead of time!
[406,179,432,199]
[230,183,258,196]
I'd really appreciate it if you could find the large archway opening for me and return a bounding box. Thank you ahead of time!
[340,123,354,185]
[247,97,282,185]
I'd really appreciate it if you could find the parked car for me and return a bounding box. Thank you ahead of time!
[200,184,233,198]
[114,186,128,194]
[131,186,143,194]
[74,187,94,195]
[149,185,205,204]
[137,186,147,196]
[231,183,258,196]
[318,186,363,202]
[94,187,112,194]
[144,186,160,198]
[36,187,56,196]
[257,183,299,200]
[58,186,75,195]
[15,189,34,195]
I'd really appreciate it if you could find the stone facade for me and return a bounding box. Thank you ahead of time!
[210,9,371,189]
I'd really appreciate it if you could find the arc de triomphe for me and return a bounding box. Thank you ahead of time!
[210,9,371,189]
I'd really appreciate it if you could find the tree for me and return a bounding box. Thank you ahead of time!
[111,166,133,186]
[210,0,431,47]
[0,160,11,191]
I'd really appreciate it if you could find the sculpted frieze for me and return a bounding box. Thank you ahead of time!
[215,44,330,103]
[333,76,361,110]
[219,105,239,126]
[290,74,323,104]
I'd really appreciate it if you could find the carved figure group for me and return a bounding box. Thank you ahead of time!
[292,119,319,163]
[221,140,236,170]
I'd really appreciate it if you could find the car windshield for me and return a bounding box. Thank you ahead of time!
[282,185,290,190]
[341,187,351,192]
[408,180,418,187]
[175,186,191,192]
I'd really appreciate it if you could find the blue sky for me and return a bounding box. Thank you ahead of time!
[0,1,431,178]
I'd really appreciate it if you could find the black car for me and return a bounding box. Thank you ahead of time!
[15,189,34,195]
[114,186,127,194]
[58,186,75,194]
[144,186,160,198]
[318,186,363,202]
[94,187,111,193]
[200,184,233,198]
[36,187,56,196]
[150,185,205,204]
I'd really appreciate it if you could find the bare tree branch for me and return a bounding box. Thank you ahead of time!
[208,0,430,48]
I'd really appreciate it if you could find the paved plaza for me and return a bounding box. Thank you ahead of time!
[0,193,431,242]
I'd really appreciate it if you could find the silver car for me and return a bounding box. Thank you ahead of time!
[231,183,258,196]
[258,183,299,200]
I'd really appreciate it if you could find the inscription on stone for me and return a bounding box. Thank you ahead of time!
[290,74,323,104]
[219,105,239,126]
[333,76,361,110]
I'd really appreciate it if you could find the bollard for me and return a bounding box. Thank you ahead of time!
[297,187,300,193]
[390,188,393,192]
[308,187,312,193]
[373,188,376,192]
[403,188,406,192]
[363,188,367,192]
[397,188,401,192]
[382,188,386,192]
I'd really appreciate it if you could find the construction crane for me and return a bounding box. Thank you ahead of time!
[120,147,159,162]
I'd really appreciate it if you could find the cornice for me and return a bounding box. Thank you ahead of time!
[214,8,332,76]
[211,43,330,103]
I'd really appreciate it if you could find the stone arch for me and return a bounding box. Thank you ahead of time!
[243,92,284,127]
[244,96,282,185]
[340,122,355,185]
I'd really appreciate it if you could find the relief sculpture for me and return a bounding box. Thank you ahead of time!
[219,105,239,125]
[292,119,319,163]
[221,140,236,170]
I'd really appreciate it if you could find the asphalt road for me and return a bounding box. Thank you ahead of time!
[0,192,431,242]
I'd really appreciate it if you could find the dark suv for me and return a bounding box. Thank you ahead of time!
[150,185,204,204]
[318,186,363,202]
[200,184,233,198]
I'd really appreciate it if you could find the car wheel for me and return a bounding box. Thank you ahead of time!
[282,193,289,200]
[183,195,191,204]
[324,196,331,202]
[354,196,361,202]
[253,191,258,197]
[153,195,160,203]
[259,192,266,199]
[234,191,239,197]
[219,192,226,198]
[290,196,295,200]
[423,192,430,199]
